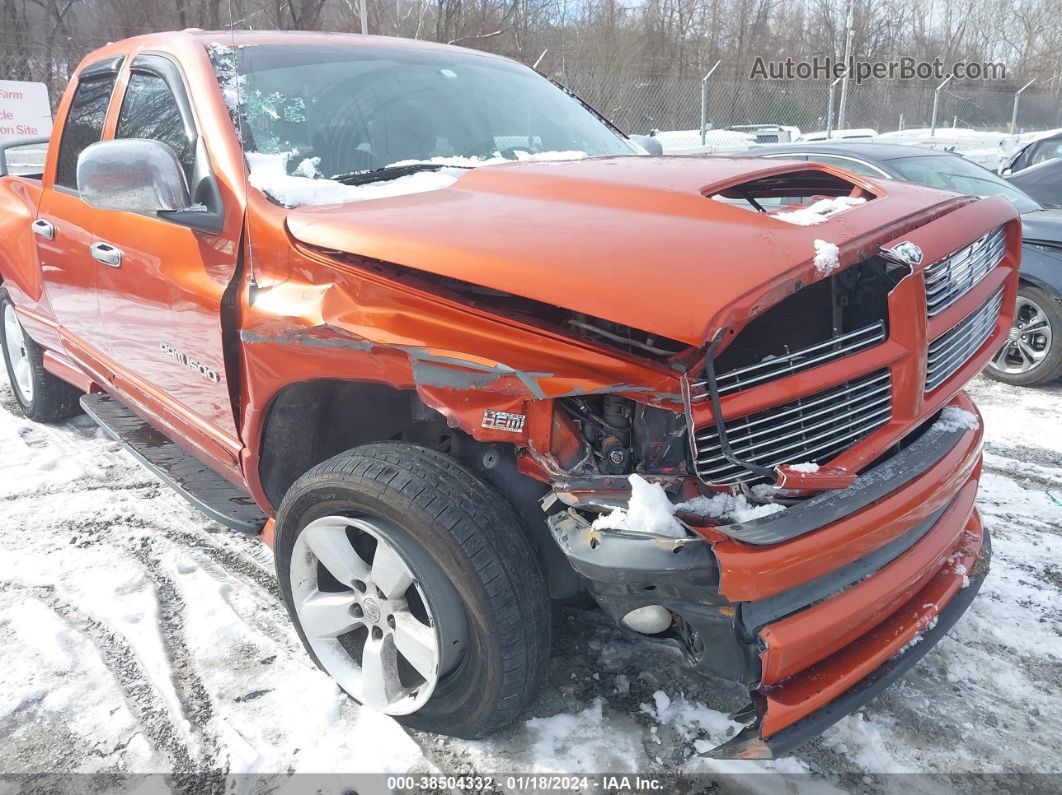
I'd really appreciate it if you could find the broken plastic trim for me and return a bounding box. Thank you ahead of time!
[698,328,776,482]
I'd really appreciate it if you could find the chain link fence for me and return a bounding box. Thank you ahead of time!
[4,38,1060,146]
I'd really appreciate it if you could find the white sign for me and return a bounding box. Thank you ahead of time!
[0,80,52,141]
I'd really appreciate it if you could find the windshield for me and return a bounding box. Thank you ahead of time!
[209,42,636,205]
[888,154,1041,214]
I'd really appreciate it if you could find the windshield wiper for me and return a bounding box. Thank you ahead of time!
[331,162,474,186]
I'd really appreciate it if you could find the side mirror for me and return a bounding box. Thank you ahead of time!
[77,139,190,213]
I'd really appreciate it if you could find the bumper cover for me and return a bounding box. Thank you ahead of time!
[547,394,989,757]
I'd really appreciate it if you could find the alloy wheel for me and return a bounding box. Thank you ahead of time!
[990,295,1054,375]
[289,514,465,714]
[2,303,33,404]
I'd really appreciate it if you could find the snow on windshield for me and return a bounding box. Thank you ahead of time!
[207,41,606,208]
[246,150,588,208]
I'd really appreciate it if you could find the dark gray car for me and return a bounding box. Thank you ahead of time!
[744,142,1062,386]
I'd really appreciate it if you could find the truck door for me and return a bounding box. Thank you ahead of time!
[34,58,121,369]
[87,54,242,461]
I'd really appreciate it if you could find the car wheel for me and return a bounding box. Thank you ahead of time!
[274,442,551,738]
[0,290,82,422]
[986,284,1062,386]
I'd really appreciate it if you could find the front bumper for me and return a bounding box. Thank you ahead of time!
[547,392,988,758]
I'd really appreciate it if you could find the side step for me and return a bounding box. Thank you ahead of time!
[81,394,267,534]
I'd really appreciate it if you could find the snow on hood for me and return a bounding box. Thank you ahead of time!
[248,151,587,208]
[771,196,866,226]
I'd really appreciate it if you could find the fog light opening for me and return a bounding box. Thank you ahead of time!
[621,605,672,634]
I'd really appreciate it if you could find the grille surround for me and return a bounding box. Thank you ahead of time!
[688,321,886,402]
[925,288,1004,393]
[924,226,1005,317]
[690,370,893,485]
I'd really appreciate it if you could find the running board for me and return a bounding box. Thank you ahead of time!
[80,393,267,534]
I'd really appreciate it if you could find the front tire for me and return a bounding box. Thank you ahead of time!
[274,442,551,738]
[0,290,81,422]
[986,284,1062,386]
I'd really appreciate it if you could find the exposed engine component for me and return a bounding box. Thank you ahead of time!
[560,396,688,476]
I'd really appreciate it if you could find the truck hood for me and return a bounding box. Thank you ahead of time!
[285,156,968,346]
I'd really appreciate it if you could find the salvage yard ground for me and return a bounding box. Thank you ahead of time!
[0,375,1060,792]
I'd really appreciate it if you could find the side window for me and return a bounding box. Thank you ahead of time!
[116,72,195,184]
[806,155,886,178]
[55,75,117,189]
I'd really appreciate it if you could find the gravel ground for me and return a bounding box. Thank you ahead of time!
[0,375,1059,794]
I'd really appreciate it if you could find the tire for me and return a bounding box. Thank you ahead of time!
[0,290,82,422]
[274,442,551,738]
[985,283,1062,387]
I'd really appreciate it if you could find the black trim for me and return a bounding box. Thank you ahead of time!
[714,418,970,545]
[764,528,990,757]
[80,393,266,534]
[79,55,125,79]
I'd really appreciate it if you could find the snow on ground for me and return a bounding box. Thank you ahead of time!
[0,373,1060,791]
[651,129,757,155]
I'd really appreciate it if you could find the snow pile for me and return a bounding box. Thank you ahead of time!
[651,129,756,155]
[813,239,840,275]
[675,492,786,523]
[640,690,743,753]
[935,406,980,433]
[771,196,866,226]
[247,152,464,207]
[592,474,686,538]
[877,128,1015,169]
[592,475,787,535]
[248,150,588,207]
[789,462,820,473]
[389,151,587,169]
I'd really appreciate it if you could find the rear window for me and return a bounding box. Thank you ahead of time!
[55,75,117,189]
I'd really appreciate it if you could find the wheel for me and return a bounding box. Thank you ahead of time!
[0,290,82,422]
[986,284,1062,386]
[274,442,551,738]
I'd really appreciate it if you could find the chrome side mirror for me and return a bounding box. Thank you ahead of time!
[77,139,191,213]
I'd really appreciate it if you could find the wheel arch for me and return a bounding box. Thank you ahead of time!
[256,377,580,598]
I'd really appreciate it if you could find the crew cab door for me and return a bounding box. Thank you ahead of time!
[34,59,121,364]
[87,55,242,468]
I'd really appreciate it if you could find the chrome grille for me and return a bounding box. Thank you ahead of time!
[925,288,1003,393]
[688,321,886,401]
[924,226,1005,317]
[692,370,893,485]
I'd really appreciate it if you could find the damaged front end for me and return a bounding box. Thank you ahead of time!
[239,157,1020,756]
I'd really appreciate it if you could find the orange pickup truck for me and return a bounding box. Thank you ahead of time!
[0,30,1018,756]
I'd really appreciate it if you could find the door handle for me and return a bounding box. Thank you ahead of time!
[31,219,54,240]
[90,242,122,267]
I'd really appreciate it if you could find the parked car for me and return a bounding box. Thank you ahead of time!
[726,124,801,144]
[1003,129,1062,174]
[0,31,1017,758]
[747,142,1062,385]
[1006,157,1062,209]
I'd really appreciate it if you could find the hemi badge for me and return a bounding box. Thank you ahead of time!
[482,410,526,433]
